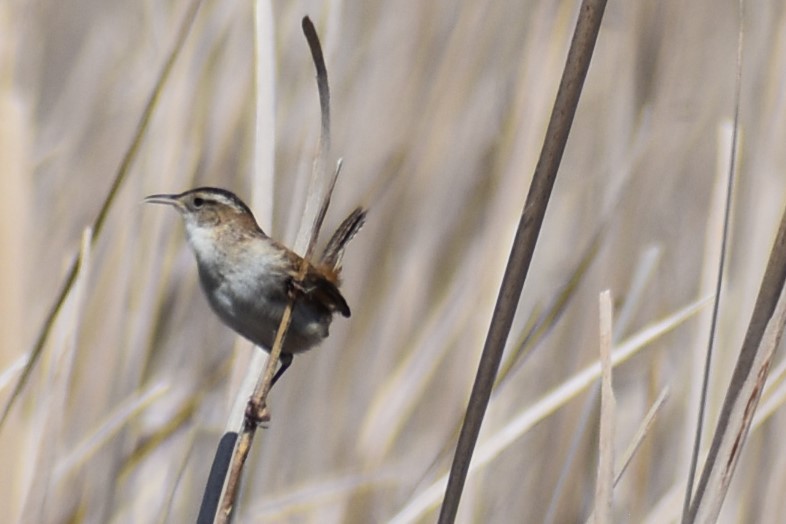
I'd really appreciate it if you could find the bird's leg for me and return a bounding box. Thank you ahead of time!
[244,354,294,427]
[244,398,270,427]
[271,353,293,386]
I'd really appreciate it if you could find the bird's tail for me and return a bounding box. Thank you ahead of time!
[320,207,367,272]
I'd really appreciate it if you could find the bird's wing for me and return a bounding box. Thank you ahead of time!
[299,268,351,317]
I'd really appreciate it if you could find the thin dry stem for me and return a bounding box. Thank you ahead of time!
[681,1,745,519]
[215,16,335,522]
[438,0,609,520]
[688,207,786,521]
[593,290,615,523]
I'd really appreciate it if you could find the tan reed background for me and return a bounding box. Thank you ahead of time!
[1,0,786,522]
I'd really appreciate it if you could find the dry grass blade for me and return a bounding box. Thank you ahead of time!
[646,364,785,524]
[251,0,276,224]
[358,260,478,462]
[545,246,661,524]
[437,0,609,521]
[587,387,670,523]
[361,223,599,470]
[53,382,170,482]
[0,0,204,429]
[614,386,669,488]
[687,217,786,521]
[683,1,786,520]
[0,353,29,393]
[391,297,709,524]
[753,358,786,426]
[498,224,606,388]
[592,290,616,524]
[20,227,91,522]
[645,356,786,524]
[295,17,334,256]
[248,471,388,520]
[681,1,744,519]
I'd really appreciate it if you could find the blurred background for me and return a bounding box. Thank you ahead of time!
[2,0,786,522]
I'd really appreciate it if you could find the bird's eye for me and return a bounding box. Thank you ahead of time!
[192,197,205,208]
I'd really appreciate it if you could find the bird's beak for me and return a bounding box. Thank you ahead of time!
[143,194,183,209]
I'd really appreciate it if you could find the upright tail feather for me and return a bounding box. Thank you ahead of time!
[320,207,367,271]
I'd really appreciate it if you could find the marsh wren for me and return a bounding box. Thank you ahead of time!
[145,187,366,385]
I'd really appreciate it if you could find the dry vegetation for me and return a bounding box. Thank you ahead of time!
[1,0,786,522]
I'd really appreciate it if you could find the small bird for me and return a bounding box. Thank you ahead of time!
[145,187,366,385]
